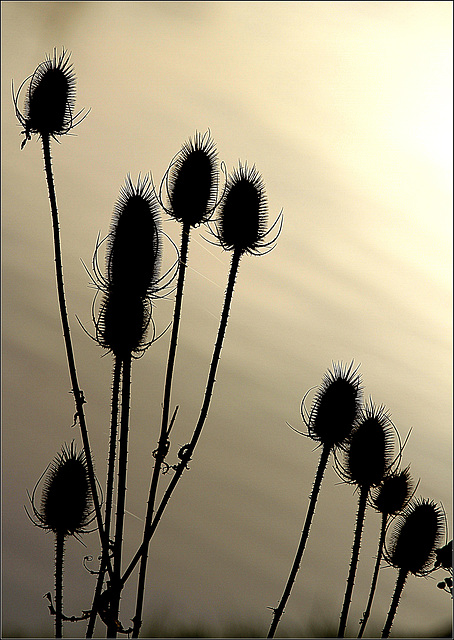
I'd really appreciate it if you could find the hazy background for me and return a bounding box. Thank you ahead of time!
[2,2,452,637]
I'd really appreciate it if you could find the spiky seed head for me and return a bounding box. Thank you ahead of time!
[40,443,93,537]
[344,401,394,488]
[18,49,77,142]
[107,175,161,299]
[98,292,148,357]
[167,131,218,226]
[217,162,269,255]
[371,466,414,516]
[386,498,444,575]
[308,362,362,448]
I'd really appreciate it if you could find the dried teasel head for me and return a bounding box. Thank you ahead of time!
[215,162,282,256]
[371,466,415,516]
[13,48,86,148]
[302,361,362,449]
[94,175,162,357]
[340,400,394,488]
[385,498,445,576]
[162,130,219,227]
[27,442,94,538]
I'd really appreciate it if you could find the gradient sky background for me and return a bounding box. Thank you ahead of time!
[2,2,452,638]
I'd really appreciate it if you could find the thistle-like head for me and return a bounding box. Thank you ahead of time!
[340,400,395,488]
[385,498,445,576]
[162,130,219,227]
[13,48,86,148]
[95,175,162,357]
[214,162,282,256]
[303,361,362,450]
[371,465,415,516]
[27,442,93,538]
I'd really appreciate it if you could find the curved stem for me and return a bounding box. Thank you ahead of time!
[109,354,132,638]
[382,568,408,638]
[41,134,111,576]
[55,532,65,638]
[86,357,122,637]
[121,248,242,591]
[358,512,387,638]
[267,442,331,638]
[338,485,369,638]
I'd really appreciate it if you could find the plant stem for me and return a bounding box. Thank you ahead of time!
[338,485,369,638]
[86,358,122,637]
[55,532,65,638]
[267,442,331,638]
[121,248,242,592]
[357,512,387,638]
[131,223,190,637]
[382,568,408,638]
[108,355,132,638]
[41,134,111,575]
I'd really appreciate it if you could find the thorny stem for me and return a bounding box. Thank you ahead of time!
[358,512,387,637]
[41,134,111,577]
[55,532,65,638]
[86,358,122,637]
[338,485,369,638]
[132,222,191,637]
[109,355,132,638]
[382,568,408,638]
[121,248,242,591]
[267,442,331,638]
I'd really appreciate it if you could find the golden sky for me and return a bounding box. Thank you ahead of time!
[2,2,452,637]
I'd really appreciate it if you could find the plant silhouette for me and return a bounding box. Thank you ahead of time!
[268,361,362,638]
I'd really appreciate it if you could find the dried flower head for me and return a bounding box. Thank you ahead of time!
[385,498,445,576]
[215,162,282,255]
[94,175,162,357]
[371,466,415,516]
[162,130,218,227]
[27,442,93,538]
[302,361,362,449]
[13,48,85,148]
[341,401,394,488]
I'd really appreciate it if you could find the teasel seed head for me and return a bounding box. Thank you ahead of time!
[216,162,273,255]
[96,175,162,357]
[107,174,162,299]
[305,361,362,449]
[163,130,218,226]
[13,48,85,148]
[342,400,394,488]
[371,466,415,516]
[385,498,445,575]
[28,442,93,538]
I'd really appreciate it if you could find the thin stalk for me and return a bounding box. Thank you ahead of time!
[358,512,387,638]
[131,222,190,637]
[41,134,111,575]
[86,358,122,637]
[268,442,331,638]
[338,485,369,638]
[55,532,65,638]
[108,355,132,638]
[121,248,242,591]
[381,568,408,638]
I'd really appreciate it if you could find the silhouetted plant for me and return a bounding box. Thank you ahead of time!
[268,361,362,638]
[120,161,282,607]
[86,174,162,637]
[13,49,108,571]
[336,400,395,638]
[132,131,220,637]
[381,498,445,637]
[26,443,93,637]
[357,466,416,637]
